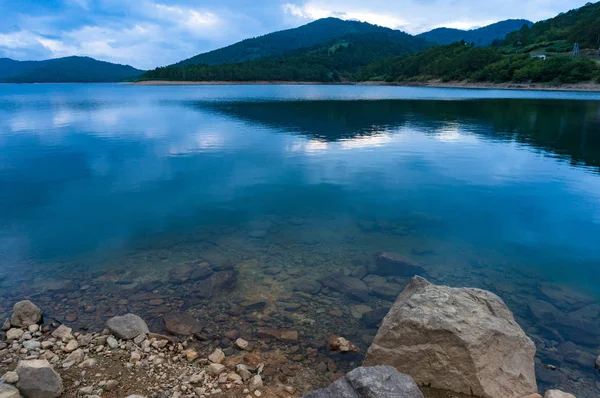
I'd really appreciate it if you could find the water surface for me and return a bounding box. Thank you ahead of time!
[1,84,599,396]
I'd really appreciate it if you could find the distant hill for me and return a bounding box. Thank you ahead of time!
[418,19,533,46]
[0,56,144,83]
[173,17,420,67]
[502,1,600,53]
[144,29,429,82]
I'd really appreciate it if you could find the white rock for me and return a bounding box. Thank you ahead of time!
[16,359,64,398]
[208,348,225,364]
[10,301,42,328]
[189,373,204,384]
[207,363,225,376]
[235,338,249,350]
[78,358,97,369]
[4,371,19,383]
[544,391,576,398]
[64,348,85,365]
[28,325,39,333]
[6,328,24,341]
[0,384,20,398]
[79,387,94,395]
[106,336,119,349]
[23,340,41,350]
[63,339,78,353]
[51,325,73,342]
[106,314,149,340]
[248,375,263,392]
[364,276,537,398]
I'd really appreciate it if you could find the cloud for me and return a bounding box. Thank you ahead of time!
[0,0,592,68]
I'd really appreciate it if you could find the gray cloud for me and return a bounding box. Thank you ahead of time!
[0,0,590,69]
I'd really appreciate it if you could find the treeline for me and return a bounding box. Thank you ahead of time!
[359,43,600,84]
[501,2,600,51]
[143,32,428,82]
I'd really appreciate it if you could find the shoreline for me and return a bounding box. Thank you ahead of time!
[132,79,600,92]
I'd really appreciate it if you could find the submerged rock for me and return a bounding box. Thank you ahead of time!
[370,252,426,277]
[319,273,369,301]
[364,276,537,398]
[327,336,359,354]
[16,359,63,398]
[163,313,202,335]
[11,300,42,328]
[195,270,237,299]
[106,314,149,340]
[303,365,423,398]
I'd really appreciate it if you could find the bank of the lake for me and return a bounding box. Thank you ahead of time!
[132,79,600,92]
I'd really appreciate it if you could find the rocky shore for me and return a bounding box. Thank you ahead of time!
[1,277,588,398]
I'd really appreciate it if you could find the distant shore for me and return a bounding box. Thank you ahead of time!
[132,79,600,92]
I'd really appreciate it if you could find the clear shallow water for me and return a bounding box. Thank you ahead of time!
[1,84,600,395]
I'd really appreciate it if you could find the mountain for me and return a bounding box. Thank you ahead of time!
[144,29,428,82]
[0,56,144,83]
[173,17,421,67]
[418,19,533,46]
[502,1,600,52]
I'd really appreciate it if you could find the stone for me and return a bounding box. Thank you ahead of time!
[208,363,226,376]
[529,300,599,346]
[370,283,403,301]
[364,276,537,398]
[320,273,370,301]
[6,328,24,341]
[249,375,263,392]
[596,355,600,371]
[235,338,249,350]
[78,387,93,395]
[106,314,149,340]
[104,380,119,391]
[185,349,199,362]
[327,336,360,354]
[64,349,84,365]
[256,329,298,342]
[350,305,372,319]
[4,371,19,383]
[236,365,252,381]
[125,396,146,398]
[208,348,225,364]
[163,313,202,335]
[303,365,423,398]
[130,351,141,364]
[63,339,78,353]
[23,340,41,350]
[361,308,390,328]
[544,391,576,398]
[79,358,97,368]
[16,359,63,398]
[27,325,39,333]
[106,336,119,349]
[195,270,237,299]
[0,384,20,398]
[294,280,322,295]
[10,301,42,328]
[2,319,10,331]
[371,252,426,277]
[51,325,73,341]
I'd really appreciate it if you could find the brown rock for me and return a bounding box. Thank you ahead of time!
[257,329,298,342]
[327,335,360,353]
[163,313,202,335]
[364,276,537,398]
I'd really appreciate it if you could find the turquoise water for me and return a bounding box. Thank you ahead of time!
[1,84,600,395]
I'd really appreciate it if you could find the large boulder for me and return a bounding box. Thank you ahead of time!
[10,301,42,328]
[544,391,576,398]
[363,276,537,398]
[106,314,149,340]
[303,366,423,398]
[16,359,63,398]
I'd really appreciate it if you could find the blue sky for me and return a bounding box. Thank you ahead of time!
[0,0,590,69]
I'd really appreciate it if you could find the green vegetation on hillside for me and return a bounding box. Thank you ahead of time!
[0,56,144,83]
[358,43,600,83]
[418,19,532,46]
[174,18,411,67]
[500,2,600,52]
[144,32,428,82]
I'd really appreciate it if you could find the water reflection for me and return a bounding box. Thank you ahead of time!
[1,85,600,396]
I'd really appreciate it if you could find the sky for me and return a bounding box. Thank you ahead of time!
[0,0,591,70]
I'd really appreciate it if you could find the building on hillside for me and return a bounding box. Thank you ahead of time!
[530,54,547,60]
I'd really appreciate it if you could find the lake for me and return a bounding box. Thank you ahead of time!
[1,83,600,396]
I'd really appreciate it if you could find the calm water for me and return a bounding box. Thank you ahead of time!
[1,84,600,395]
